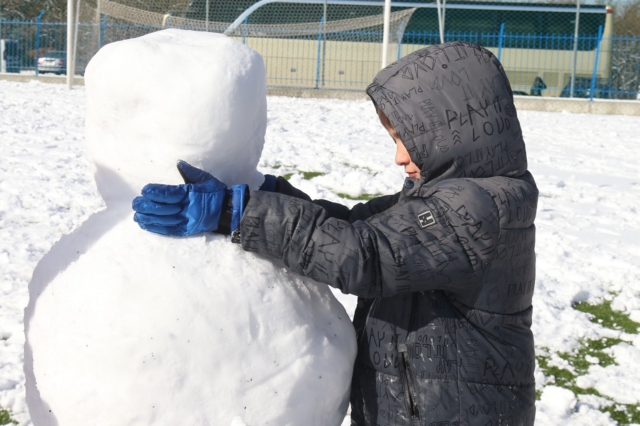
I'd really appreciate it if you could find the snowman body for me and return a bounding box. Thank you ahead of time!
[24,29,356,426]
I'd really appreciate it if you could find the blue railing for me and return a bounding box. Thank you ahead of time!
[0,19,638,100]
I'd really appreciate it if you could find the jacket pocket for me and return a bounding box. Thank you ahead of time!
[398,344,420,419]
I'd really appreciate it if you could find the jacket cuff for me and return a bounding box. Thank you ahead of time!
[215,184,249,235]
[259,174,277,192]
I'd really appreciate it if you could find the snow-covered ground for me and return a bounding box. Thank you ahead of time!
[1,80,639,425]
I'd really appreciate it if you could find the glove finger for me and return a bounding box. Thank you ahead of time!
[135,220,187,237]
[177,160,214,184]
[132,197,183,215]
[141,183,188,203]
[134,212,185,227]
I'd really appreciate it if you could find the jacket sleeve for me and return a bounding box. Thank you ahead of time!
[275,176,401,222]
[239,185,500,298]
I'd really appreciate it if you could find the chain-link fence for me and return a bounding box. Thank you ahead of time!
[1,0,639,101]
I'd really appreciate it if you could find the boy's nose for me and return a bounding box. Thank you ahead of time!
[395,142,411,166]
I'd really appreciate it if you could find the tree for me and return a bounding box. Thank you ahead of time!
[613,0,640,36]
[610,0,640,98]
[0,0,68,21]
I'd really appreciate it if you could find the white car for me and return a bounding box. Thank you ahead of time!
[37,51,66,74]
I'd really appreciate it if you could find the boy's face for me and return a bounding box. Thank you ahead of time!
[376,108,421,179]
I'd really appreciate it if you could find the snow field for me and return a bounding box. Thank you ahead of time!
[1,79,640,425]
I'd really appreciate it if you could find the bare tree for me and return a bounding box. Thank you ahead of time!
[0,0,68,21]
[609,0,640,98]
[614,0,640,36]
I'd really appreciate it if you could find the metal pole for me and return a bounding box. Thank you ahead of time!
[589,24,603,101]
[397,18,405,60]
[162,14,172,28]
[436,0,443,43]
[243,16,248,43]
[322,0,327,86]
[35,11,45,77]
[205,0,210,31]
[71,0,80,79]
[315,17,324,88]
[381,0,391,68]
[570,0,580,98]
[634,42,640,100]
[497,22,505,61]
[101,14,108,48]
[442,0,446,42]
[66,0,73,89]
[96,0,101,51]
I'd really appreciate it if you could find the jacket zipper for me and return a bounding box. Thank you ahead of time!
[398,345,420,419]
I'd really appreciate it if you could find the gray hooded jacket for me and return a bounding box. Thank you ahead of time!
[239,42,538,426]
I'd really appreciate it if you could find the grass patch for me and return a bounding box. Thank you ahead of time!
[574,299,640,334]
[536,298,640,424]
[537,338,620,394]
[0,409,17,425]
[538,339,640,424]
[281,171,326,181]
[279,172,379,201]
[301,171,325,180]
[338,193,379,201]
[340,162,377,175]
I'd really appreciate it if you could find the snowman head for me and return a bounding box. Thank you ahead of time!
[84,29,267,203]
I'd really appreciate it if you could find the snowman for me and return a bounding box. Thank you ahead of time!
[24,29,356,426]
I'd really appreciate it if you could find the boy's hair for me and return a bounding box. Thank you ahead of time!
[375,106,394,131]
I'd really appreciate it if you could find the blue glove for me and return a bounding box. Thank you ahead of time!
[132,161,248,236]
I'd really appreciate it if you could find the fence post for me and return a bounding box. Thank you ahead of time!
[96,0,100,48]
[589,25,603,102]
[497,23,505,61]
[322,0,327,86]
[205,0,210,31]
[101,15,108,48]
[570,0,581,98]
[634,41,640,99]
[397,19,406,60]
[35,10,46,77]
[162,14,172,29]
[66,0,73,89]
[72,0,80,76]
[315,17,324,89]
[242,17,248,44]
[381,0,391,68]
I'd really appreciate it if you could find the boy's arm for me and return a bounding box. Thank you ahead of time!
[238,183,500,299]
[275,176,401,222]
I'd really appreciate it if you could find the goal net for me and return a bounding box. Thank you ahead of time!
[98,0,416,40]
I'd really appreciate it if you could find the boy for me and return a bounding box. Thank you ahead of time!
[134,42,538,425]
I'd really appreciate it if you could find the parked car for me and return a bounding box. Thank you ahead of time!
[37,51,66,74]
[560,77,611,99]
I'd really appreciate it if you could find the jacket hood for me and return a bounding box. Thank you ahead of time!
[366,42,528,186]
